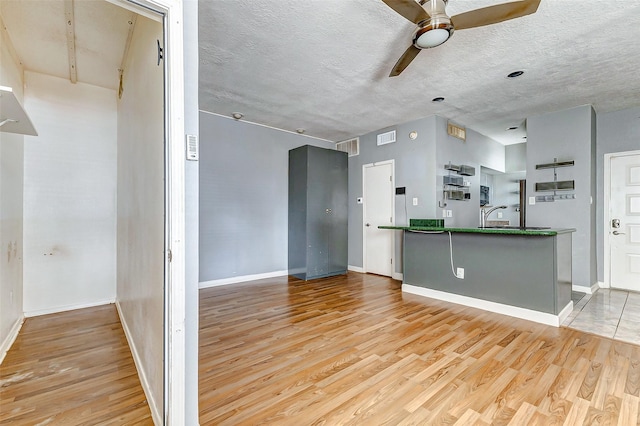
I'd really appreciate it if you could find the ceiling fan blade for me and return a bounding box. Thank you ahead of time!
[389,45,422,77]
[381,0,430,25]
[451,0,540,30]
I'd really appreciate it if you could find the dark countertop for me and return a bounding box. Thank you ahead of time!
[378,225,576,236]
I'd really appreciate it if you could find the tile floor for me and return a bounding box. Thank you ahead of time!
[563,288,640,346]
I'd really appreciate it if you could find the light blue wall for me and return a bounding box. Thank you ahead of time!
[527,105,597,289]
[198,112,334,282]
[596,106,640,283]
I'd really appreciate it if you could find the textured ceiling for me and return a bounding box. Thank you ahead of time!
[198,0,640,144]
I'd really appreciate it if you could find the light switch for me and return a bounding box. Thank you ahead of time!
[497,212,503,219]
[529,196,536,205]
[446,210,452,217]
[413,197,418,206]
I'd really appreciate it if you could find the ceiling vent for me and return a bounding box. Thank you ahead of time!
[336,137,359,157]
[377,130,396,146]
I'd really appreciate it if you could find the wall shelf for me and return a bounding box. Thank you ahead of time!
[0,86,38,136]
[534,158,574,202]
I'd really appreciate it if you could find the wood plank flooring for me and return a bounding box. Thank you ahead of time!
[199,273,640,425]
[0,304,153,425]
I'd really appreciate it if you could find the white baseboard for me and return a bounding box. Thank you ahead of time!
[199,270,288,289]
[572,282,600,295]
[348,265,364,273]
[402,284,570,327]
[392,272,403,281]
[0,315,24,365]
[115,301,162,426]
[24,298,116,318]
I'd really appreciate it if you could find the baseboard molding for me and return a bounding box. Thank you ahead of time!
[572,282,600,295]
[0,315,24,365]
[24,298,116,318]
[392,272,403,281]
[348,265,364,273]
[199,270,288,289]
[402,284,570,327]
[116,301,162,426]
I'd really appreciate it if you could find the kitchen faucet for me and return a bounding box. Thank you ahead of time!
[480,205,507,228]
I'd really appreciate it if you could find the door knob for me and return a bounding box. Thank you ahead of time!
[613,230,626,235]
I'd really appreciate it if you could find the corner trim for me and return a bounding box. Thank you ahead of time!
[572,282,600,295]
[199,270,288,289]
[392,272,403,281]
[402,284,569,327]
[0,315,24,365]
[116,301,162,426]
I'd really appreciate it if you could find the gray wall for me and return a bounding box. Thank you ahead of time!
[526,105,597,289]
[506,143,527,172]
[199,112,334,282]
[596,106,640,283]
[347,116,438,272]
[435,116,505,228]
[348,115,507,273]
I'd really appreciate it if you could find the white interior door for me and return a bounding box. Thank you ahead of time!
[363,161,394,276]
[609,153,640,291]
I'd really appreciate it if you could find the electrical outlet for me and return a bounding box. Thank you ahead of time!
[413,197,418,206]
[442,209,447,218]
[497,212,503,219]
[456,267,465,279]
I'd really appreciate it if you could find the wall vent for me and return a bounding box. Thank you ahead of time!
[447,121,466,141]
[376,130,396,146]
[336,137,359,156]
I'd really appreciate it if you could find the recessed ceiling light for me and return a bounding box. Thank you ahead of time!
[231,112,243,120]
[507,126,519,130]
[432,97,445,102]
[296,128,305,134]
[507,70,524,78]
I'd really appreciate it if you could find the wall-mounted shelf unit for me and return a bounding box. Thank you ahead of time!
[0,86,38,136]
[442,162,475,202]
[534,158,574,202]
[535,160,574,170]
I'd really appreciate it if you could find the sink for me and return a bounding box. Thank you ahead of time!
[480,226,551,230]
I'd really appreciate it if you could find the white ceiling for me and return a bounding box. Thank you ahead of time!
[198,0,640,144]
[3,1,640,145]
[1,0,134,91]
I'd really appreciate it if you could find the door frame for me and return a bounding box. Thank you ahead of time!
[603,149,640,289]
[112,0,187,424]
[362,160,395,276]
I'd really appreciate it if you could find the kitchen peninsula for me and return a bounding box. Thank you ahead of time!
[380,223,575,326]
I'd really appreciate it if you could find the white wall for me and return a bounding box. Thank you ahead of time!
[22,72,117,316]
[0,28,25,362]
[115,15,164,421]
[182,0,200,422]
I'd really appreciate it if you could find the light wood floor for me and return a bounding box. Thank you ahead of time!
[199,273,640,425]
[0,304,153,425]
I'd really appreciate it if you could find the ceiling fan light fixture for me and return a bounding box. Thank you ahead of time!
[413,21,453,48]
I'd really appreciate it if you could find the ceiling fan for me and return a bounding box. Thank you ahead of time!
[382,0,541,76]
